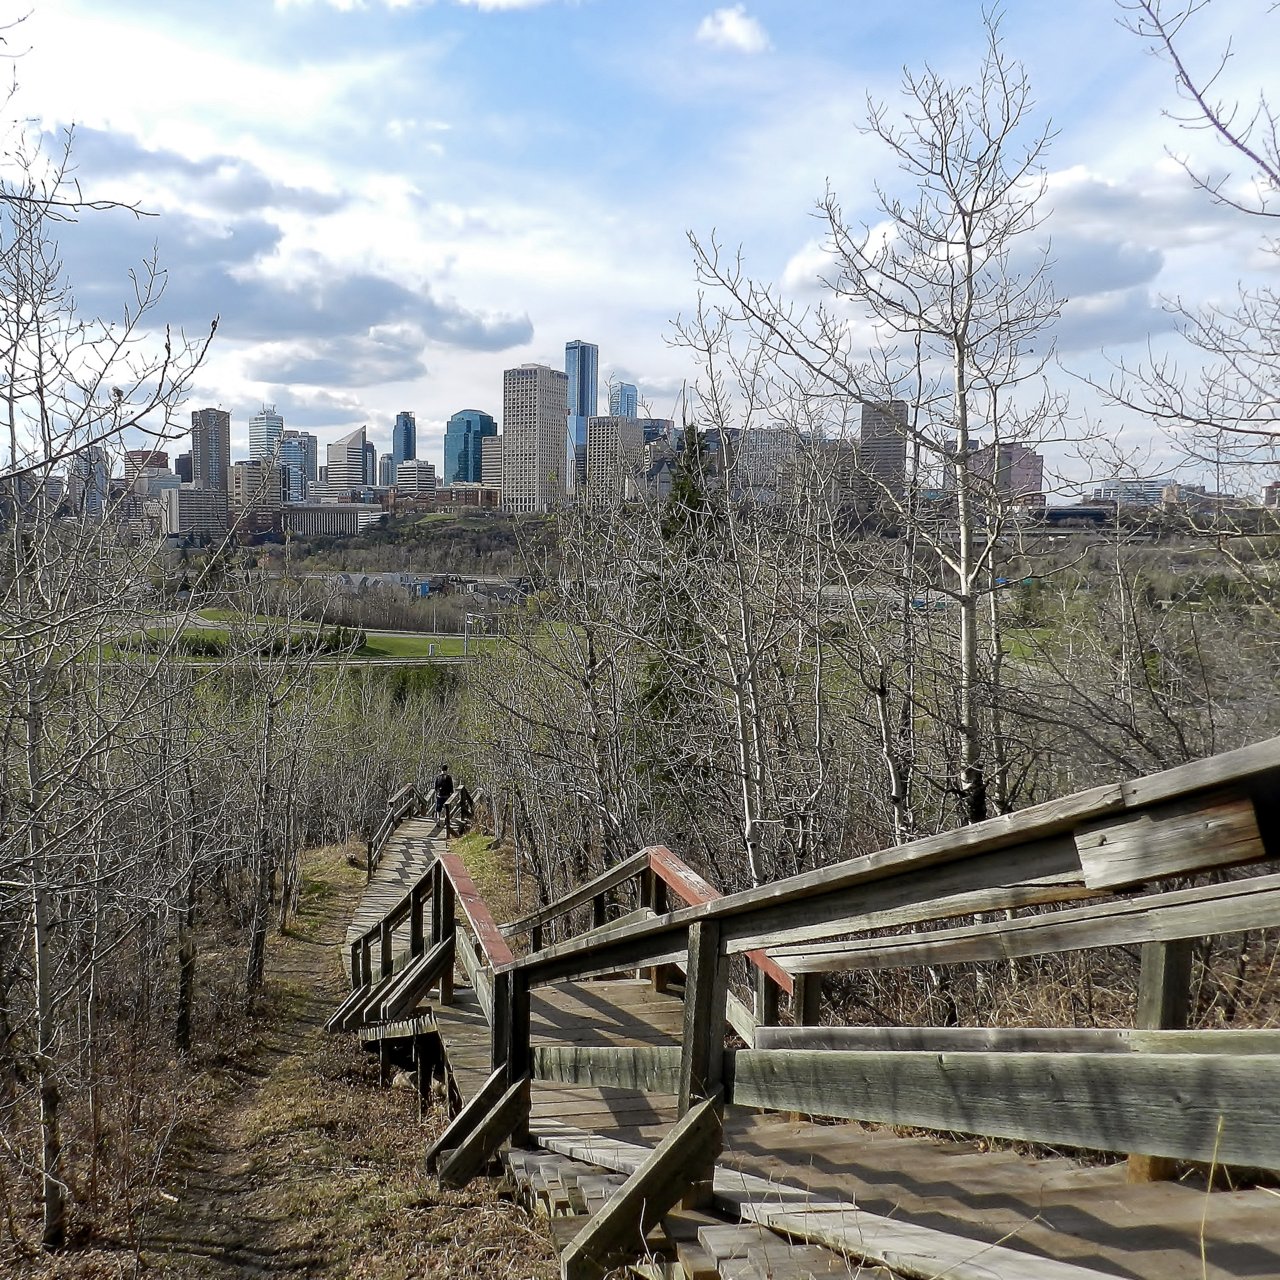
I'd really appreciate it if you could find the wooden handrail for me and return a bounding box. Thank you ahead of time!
[438,851,514,969]
[495,734,1280,986]
[646,846,792,996]
[501,850,650,938]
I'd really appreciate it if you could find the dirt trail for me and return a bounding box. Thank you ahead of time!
[138,871,358,1278]
[135,847,557,1280]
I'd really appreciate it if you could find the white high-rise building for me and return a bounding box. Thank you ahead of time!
[736,425,796,502]
[396,459,438,499]
[586,416,645,506]
[502,364,569,515]
[248,405,285,461]
[481,434,503,491]
[326,426,367,495]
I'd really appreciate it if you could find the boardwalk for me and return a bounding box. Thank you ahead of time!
[334,738,1280,1280]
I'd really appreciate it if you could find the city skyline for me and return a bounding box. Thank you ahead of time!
[13,1,1278,490]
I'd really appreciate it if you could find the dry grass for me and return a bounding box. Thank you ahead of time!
[5,840,559,1279]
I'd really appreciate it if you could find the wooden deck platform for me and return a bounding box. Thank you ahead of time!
[426,972,1280,1280]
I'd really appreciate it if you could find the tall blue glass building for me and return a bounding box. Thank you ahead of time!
[392,411,417,470]
[565,339,598,491]
[609,381,638,419]
[443,409,497,485]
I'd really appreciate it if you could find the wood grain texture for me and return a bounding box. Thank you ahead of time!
[727,1049,1280,1169]
[1075,792,1263,889]
[532,1045,681,1094]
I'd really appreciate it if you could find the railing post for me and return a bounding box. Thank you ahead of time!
[1128,939,1193,1183]
[649,877,671,991]
[360,938,372,988]
[530,923,543,953]
[438,869,456,1006]
[754,968,780,1028]
[506,969,532,1147]
[350,941,361,989]
[410,879,428,958]
[379,918,394,981]
[592,892,607,931]
[491,969,511,1073]
[679,921,728,1208]
[792,972,821,1026]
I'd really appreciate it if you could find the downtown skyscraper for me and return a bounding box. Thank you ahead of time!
[392,411,417,469]
[444,409,497,485]
[609,382,638,419]
[248,405,285,461]
[190,407,231,491]
[502,363,569,515]
[565,339,598,491]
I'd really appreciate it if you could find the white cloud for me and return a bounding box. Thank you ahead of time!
[696,5,770,56]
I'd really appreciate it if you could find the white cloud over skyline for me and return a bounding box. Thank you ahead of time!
[696,5,772,55]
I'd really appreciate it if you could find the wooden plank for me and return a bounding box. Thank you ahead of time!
[439,851,515,967]
[1075,792,1264,889]
[1120,734,1280,809]
[536,1123,1122,1280]
[559,1098,723,1280]
[532,1045,682,1094]
[755,1024,1280,1054]
[748,1204,1123,1280]
[438,1075,531,1188]
[726,1049,1280,1169]
[775,871,1280,973]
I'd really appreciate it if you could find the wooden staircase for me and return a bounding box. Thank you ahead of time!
[330,741,1280,1280]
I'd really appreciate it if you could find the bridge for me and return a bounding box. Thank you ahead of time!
[326,743,1280,1279]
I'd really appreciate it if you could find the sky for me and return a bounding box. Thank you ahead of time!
[9,0,1279,490]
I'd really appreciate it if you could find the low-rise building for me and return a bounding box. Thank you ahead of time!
[283,503,385,537]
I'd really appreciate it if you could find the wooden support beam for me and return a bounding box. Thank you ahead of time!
[680,922,729,1114]
[379,918,394,981]
[532,1045,682,1094]
[754,969,780,1029]
[506,970,532,1146]
[425,1064,507,1172]
[679,921,728,1208]
[726,1048,1280,1170]
[1128,937,1194,1183]
[559,1098,723,1280]
[437,1075,531,1188]
[437,873,456,1006]
[792,973,821,1027]
[410,879,428,957]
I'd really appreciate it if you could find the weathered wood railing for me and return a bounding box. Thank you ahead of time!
[429,735,1280,1279]
[330,846,513,1034]
[366,783,422,879]
[500,845,795,1038]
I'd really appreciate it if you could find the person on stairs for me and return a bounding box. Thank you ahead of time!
[433,763,455,837]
